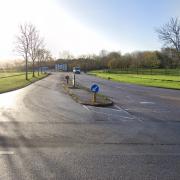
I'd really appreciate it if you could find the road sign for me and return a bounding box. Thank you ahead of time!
[91,84,99,93]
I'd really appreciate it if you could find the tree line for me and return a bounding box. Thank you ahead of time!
[13,17,180,76]
[56,48,179,73]
[56,17,180,72]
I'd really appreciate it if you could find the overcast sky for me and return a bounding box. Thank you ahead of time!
[0,0,179,61]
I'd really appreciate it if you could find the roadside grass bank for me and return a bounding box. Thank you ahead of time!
[0,72,48,93]
[0,72,25,78]
[89,69,180,90]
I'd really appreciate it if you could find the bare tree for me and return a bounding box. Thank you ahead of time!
[37,49,45,75]
[15,23,43,79]
[37,49,53,73]
[28,25,44,77]
[43,50,54,67]
[37,48,52,74]
[156,17,180,53]
[15,24,30,80]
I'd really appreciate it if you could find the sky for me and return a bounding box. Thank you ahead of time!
[0,0,179,61]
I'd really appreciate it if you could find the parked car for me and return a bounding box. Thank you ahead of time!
[73,67,81,74]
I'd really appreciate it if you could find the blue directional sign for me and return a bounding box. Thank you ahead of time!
[91,84,99,93]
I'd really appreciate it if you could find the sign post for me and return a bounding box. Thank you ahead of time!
[91,84,99,103]
[65,75,69,84]
[93,92,97,103]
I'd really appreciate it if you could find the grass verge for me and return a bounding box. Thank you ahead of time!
[0,72,48,93]
[89,70,180,90]
[60,75,113,106]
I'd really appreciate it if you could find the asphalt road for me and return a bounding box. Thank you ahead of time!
[0,72,180,180]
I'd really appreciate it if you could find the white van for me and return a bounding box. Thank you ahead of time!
[73,67,81,74]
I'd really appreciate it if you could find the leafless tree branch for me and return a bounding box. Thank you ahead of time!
[156,17,180,53]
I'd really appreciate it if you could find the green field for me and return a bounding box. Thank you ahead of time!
[0,72,48,93]
[89,69,180,90]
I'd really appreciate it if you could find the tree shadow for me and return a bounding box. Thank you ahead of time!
[0,118,76,179]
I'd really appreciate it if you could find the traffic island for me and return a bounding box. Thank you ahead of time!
[61,75,113,107]
[69,88,113,107]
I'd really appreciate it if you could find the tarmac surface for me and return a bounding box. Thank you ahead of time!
[0,72,180,180]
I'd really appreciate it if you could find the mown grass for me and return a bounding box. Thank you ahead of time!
[89,69,180,90]
[0,72,48,93]
[0,72,25,78]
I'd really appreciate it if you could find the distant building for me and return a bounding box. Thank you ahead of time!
[55,64,68,71]
[40,66,49,73]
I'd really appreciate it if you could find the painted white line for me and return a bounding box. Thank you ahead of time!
[0,151,14,155]
[114,105,143,122]
[140,101,155,104]
[110,108,123,112]
[83,105,142,122]
[114,105,122,110]
[114,105,131,115]
[90,109,135,120]
[82,105,90,111]
[93,107,124,112]
[117,116,135,120]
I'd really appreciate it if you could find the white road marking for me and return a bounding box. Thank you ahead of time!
[89,105,124,112]
[0,151,14,155]
[140,101,155,104]
[83,105,143,122]
[114,105,143,122]
[114,105,132,115]
[114,105,122,110]
[89,109,135,120]
[82,105,90,111]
